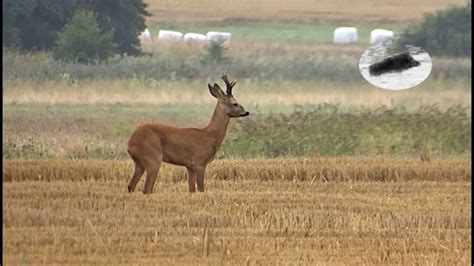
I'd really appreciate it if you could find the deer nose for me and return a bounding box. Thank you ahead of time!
[242,111,250,116]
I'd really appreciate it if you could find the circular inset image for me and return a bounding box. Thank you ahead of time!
[359,41,432,90]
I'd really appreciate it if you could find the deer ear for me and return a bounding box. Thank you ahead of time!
[209,83,226,99]
[208,83,219,98]
[208,83,217,98]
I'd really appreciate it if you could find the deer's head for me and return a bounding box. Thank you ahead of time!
[208,74,249,117]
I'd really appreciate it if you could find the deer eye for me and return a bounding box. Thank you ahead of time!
[233,103,238,107]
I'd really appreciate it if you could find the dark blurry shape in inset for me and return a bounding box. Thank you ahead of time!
[369,51,420,76]
[359,41,432,91]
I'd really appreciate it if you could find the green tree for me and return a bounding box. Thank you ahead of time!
[82,0,150,55]
[395,3,471,57]
[3,0,149,55]
[53,10,116,63]
[200,41,230,66]
[3,0,76,50]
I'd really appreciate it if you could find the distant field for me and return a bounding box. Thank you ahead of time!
[145,0,466,23]
[3,159,471,264]
[4,102,471,160]
[148,21,408,45]
[3,79,471,107]
[142,0,467,48]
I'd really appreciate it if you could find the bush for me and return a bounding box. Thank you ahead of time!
[220,104,471,158]
[53,10,116,63]
[395,3,471,57]
[200,41,230,66]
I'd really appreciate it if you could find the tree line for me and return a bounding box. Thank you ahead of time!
[3,0,149,62]
[396,2,471,57]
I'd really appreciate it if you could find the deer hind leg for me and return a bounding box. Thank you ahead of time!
[143,154,162,194]
[186,167,196,193]
[128,161,145,193]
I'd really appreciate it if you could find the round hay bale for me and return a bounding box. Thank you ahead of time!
[370,29,394,44]
[333,27,358,44]
[206,31,232,43]
[158,30,183,42]
[183,33,208,43]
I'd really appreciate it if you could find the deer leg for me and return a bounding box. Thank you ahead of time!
[143,153,162,194]
[128,162,145,193]
[143,164,160,194]
[186,167,196,193]
[195,166,206,192]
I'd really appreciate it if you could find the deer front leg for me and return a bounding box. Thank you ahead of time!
[195,166,206,192]
[186,167,196,193]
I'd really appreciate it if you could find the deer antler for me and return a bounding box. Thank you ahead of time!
[221,73,237,96]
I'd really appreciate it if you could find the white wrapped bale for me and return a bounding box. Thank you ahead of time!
[333,27,358,44]
[370,29,394,44]
[139,28,151,39]
[158,30,183,42]
[183,33,208,43]
[206,31,231,43]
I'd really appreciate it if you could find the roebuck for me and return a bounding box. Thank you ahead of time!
[127,74,249,194]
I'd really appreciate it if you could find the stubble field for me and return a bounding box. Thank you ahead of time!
[3,158,471,265]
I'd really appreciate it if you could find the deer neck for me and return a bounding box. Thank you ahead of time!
[205,102,230,147]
